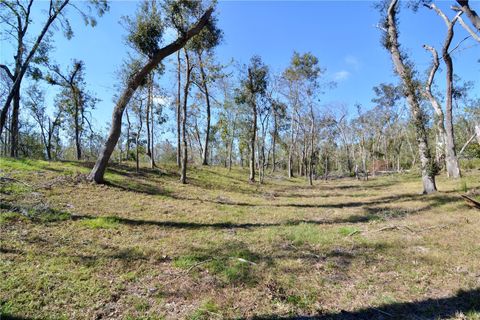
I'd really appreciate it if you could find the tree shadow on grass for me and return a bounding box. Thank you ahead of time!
[248,287,480,319]
[0,314,34,320]
[104,180,173,197]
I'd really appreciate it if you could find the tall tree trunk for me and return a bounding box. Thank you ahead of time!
[176,51,182,168]
[386,0,436,194]
[423,45,447,165]
[74,91,82,160]
[249,102,257,182]
[180,49,192,184]
[308,107,315,186]
[442,18,461,179]
[87,8,213,183]
[9,88,20,157]
[271,111,277,173]
[150,95,156,168]
[145,74,156,168]
[146,76,152,158]
[228,119,236,172]
[288,113,295,178]
[197,53,211,166]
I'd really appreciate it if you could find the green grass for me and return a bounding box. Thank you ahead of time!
[189,300,220,320]
[1,158,480,319]
[80,216,120,229]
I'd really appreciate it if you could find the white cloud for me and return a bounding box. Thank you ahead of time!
[345,55,361,71]
[333,70,351,81]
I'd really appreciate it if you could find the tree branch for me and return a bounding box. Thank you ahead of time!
[0,64,14,80]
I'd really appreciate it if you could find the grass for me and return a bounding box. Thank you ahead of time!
[1,158,480,319]
[80,216,120,229]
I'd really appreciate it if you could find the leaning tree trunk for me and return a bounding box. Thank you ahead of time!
[386,0,436,194]
[180,49,192,184]
[87,8,213,183]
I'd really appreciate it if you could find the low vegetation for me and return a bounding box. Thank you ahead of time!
[1,159,480,319]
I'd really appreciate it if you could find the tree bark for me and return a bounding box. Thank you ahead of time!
[180,49,192,184]
[87,8,213,183]
[386,0,436,194]
[442,15,461,179]
[308,107,315,186]
[197,53,211,166]
[456,0,480,31]
[176,51,182,168]
[271,110,277,173]
[423,45,447,165]
[248,70,257,183]
[9,88,20,157]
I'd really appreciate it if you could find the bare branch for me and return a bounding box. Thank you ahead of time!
[458,16,480,42]
[0,64,14,80]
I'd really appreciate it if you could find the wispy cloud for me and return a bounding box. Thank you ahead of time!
[345,55,361,71]
[333,70,351,81]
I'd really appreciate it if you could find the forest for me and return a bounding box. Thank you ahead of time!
[1,0,480,319]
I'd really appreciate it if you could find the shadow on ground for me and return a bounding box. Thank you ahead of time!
[248,288,480,319]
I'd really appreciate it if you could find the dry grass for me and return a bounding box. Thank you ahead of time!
[1,158,480,319]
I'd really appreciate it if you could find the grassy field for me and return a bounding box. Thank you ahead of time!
[1,158,480,319]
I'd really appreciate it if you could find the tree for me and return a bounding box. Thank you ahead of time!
[189,15,222,165]
[281,52,324,183]
[180,48,193,184]
[383,0,437,194]
[44,60,96,160]
[25,85,61,160]
[422,4,462,178]
[0,0,108,155]
[87,1,214,183]
[270,99,287,173]
[235,55,269,182]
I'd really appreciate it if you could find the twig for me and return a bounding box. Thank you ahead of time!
[184,258,213,274]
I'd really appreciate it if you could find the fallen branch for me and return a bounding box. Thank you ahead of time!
[461,194,480,209]
[0,176,32,187]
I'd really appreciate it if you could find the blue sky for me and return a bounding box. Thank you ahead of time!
[1,0,479,132]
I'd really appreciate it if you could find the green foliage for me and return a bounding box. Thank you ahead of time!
[235,55,269,105]
[124,0,164,58]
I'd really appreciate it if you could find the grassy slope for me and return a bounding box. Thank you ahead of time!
[1,158,480,319]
